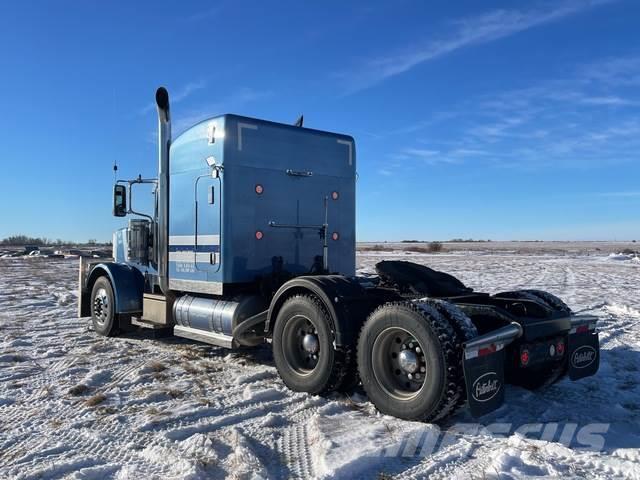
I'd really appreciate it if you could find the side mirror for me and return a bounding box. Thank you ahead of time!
[113,184,127,217]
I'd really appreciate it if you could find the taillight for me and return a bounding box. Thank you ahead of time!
[520,349,530,366]
[478,344,497,357]
[556,341,565,355]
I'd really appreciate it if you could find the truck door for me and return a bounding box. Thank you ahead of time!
[194,174,221,276]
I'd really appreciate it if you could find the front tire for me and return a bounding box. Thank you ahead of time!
[90,276,119,337]
[357,302,465,422]
[272,294,350,395]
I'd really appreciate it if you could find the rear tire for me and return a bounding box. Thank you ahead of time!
[522,290,572,315]
[498,290,571,387]
[357,301,465,422]
[90,276,119,337]
[272,294,350,395]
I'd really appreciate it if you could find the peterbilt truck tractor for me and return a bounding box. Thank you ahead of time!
[78,87,600,421]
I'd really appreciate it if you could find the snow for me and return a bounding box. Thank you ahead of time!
[1,250,640,479]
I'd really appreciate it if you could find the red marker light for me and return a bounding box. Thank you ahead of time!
[332,232,339,241]
[556,341,565,355]
[520,349,530,366]
[331,191,339,200]
[478,344,497,357]
[255,231,263,240]
[255,184,264,195]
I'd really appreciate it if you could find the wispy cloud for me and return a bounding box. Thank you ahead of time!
[138,80,207,115]
[172,87,273,134]
[184,7,219,22]
[337,0,614,94]
[597,191,640,198]
[144,87,273,144]
[581,54,640,86]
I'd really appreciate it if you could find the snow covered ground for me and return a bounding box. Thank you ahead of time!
[1,250,639,479]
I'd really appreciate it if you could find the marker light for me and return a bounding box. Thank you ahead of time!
[332,232,339,241]
[478,344,497,357]
[255,231,263,240]
[331,191,339,200]
[556,341,565,355]
[520,349,530,366]
[255,184,264,195]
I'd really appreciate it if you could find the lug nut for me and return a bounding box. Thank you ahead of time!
[420,366,426,373]
[415,347,421,353]
[407,373,413,380]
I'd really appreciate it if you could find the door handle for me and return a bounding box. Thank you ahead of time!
[286,169,313,177]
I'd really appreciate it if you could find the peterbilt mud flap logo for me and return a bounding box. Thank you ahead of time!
[471,372,501,402]
[571,345,597,369]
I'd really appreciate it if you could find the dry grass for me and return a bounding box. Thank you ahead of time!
[182,362,201,375]
[85,393,107,407]
[152,372,168,382]
[68,384,90,396]
[201,361,222,373]
[148,361,167,372]
[405,241,444,253]
[165,388,184,399]
[358,244,395,252]
[49,419,63,429]
[179,345,208,361]
[97,406,118,415]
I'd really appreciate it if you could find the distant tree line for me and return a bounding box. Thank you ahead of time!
[401,239,492,243]
[0,235,111,246]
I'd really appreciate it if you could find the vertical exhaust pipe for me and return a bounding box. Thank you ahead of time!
[156,87,171,295]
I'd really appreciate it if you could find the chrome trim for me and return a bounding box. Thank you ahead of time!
[173,325,234,348]
[169,235,220,245]
[169,251,219,264]
[569,314,598,334]
[169,278,223,295]
[463,322,523,360]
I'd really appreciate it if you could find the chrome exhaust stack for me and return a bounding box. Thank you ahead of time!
[155,87,171,295]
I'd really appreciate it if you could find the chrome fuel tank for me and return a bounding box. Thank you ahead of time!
[173,294,265,337]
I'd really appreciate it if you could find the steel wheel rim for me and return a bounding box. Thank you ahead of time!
[371,327,427,400]
[282,314,320,376]
[93,287,110,326]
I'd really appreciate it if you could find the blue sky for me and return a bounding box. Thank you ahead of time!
[0,0,639,242]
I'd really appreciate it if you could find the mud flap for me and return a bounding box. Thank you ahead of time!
[462,322,522,417]
[463,349,506,417]
[568,331,599,380]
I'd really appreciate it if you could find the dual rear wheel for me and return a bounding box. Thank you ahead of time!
[272,295,470,422]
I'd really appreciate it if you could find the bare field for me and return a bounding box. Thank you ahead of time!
[1,249,640,479]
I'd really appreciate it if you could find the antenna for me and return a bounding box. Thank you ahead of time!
[294,115,304,127]
[113,161,118,183]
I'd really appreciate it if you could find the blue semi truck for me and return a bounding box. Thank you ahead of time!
[78,88,600,421]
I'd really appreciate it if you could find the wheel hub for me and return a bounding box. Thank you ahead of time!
[302,333,319,354]
[398,349,419,373]
[93,288,109,324]
[371,327,427,400]
[282,315,321,375]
